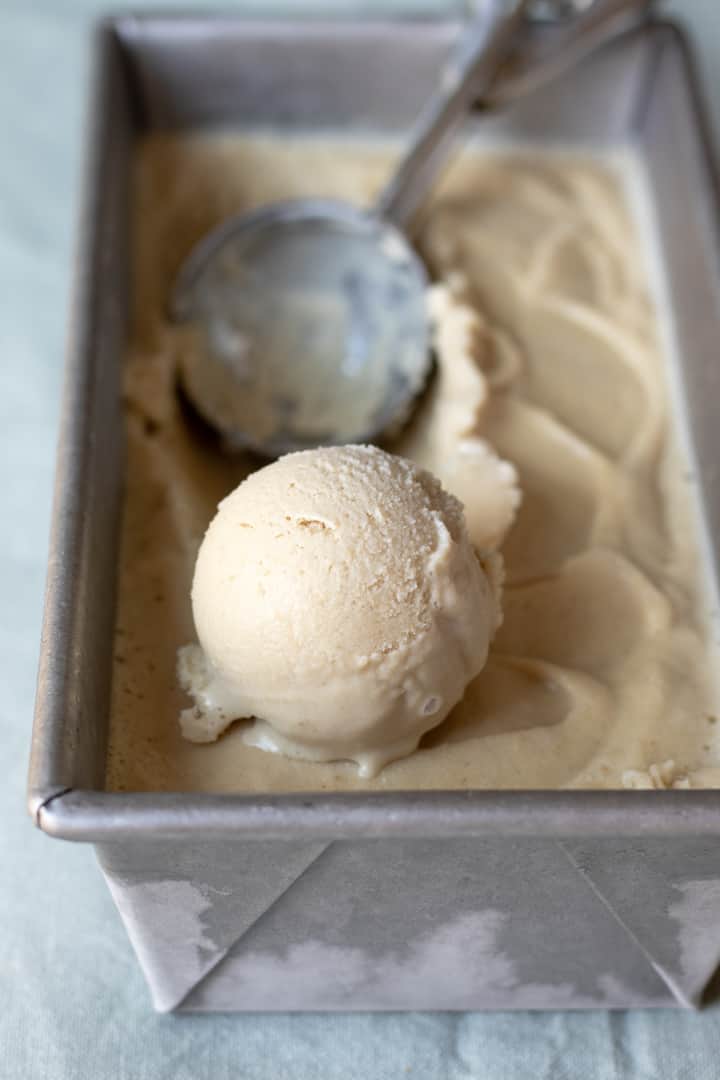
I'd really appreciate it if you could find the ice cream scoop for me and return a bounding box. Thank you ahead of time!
[171,0,531,456]
[171,0,650,458]
[178,445,504,776]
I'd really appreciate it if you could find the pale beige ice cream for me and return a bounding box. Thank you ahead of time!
[178,444,504,776]
[104,133,720,792]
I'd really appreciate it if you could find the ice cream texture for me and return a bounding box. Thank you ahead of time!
[105,133,720,792]
[179,444,504,776]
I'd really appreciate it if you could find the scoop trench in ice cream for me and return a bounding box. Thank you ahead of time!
[178,444,504,777]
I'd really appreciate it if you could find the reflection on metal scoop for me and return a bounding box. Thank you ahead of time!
[171,0,649,456]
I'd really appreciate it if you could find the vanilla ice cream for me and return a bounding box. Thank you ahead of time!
[106,134,720,793]
[178,444,502,776]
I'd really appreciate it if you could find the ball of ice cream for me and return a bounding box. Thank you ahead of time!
[178,444,503,777]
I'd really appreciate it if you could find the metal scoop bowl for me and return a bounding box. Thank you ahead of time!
[172,201,430,456]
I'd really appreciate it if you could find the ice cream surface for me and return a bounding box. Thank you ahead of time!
[104,132,720,792]
[179,444,503,776]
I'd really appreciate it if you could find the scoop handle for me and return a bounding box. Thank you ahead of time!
[374,0,530,230]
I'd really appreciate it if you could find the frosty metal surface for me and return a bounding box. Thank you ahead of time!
[29,14,720,1011]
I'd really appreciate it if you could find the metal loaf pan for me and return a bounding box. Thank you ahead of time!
[29,12,720,1012]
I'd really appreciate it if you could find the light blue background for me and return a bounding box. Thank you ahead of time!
[3,2,720,1076]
